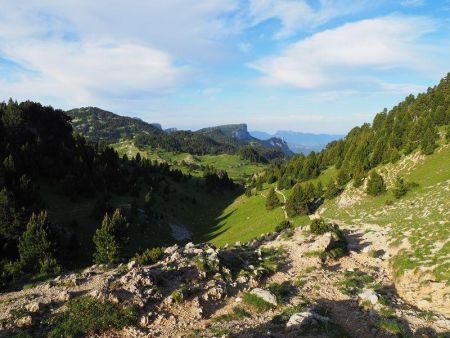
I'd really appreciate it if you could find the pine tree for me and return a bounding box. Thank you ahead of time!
[324,179,341,199]
[315,181,324,199]
[93,208,129,264]
[420,127,438,155]
[245,186,252,197]
[18,211,59,274]
[366,171,386,196]
[285,184,309,217]
[393,176,408,199]
[265,188,280,210]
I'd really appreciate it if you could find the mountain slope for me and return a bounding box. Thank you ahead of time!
[250,130,344,154]
[66,107,163,142]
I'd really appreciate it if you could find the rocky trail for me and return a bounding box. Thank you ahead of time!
[0,221,449,337]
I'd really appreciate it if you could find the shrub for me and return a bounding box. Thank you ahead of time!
[310,218,333,235]
[375,319,407,335]
[47,296,138,337]
[267,282,291,304]
[133,247,164,265]
[275,220,292,232]
[337,270,374,296]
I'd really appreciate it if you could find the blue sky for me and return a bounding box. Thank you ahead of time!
[0,0,450,133]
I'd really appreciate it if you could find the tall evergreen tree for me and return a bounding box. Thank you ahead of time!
[366,171,386,196]
[93,209,129,264]
[393,176,408,199]
[420,127,438,155]
[324,179,341,199]
[285,184,309,217]
[18,211,59,274]
[265,188,281,210]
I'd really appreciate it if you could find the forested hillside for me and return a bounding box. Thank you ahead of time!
[260,73,450,191]
[67,107,163,142]
[0,101,236,290]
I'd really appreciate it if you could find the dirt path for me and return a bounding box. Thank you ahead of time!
[263,222,450,337]
[275,188,288,220]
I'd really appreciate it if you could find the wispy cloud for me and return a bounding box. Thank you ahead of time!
[249,16,437,89]
[246,0,369,38]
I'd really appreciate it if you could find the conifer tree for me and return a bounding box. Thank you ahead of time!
[393,176,408,199]
[285,184,309,217]
[265,188,280,210]
[366,171,386,196]
[18,211,59,274]
[420,127,438,155]
[324,179,341,199]
[93,209,128,264]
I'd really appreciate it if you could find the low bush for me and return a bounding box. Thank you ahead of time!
[275,220,292,232]
[47,296,138,337]
[132,247,164,265]
[337,270,374,296]
[267,282,291,304]
[310,219,334,235]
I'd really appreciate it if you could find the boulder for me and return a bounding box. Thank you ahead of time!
[306,233,333,253]
[58,291,72,302]
[15,315,33,327]
[25,302,41,313]
[358,289,378,305]
[286,310,329,330]
[250,288,277,306]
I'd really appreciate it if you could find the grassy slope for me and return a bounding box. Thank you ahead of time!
[321,144,450,283]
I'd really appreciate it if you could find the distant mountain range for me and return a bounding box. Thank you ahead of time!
[250,130,344,154]
[66,107,292,157]
[197,124,293,155]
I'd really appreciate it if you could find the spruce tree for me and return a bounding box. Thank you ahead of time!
[366,171,386,196]
[285,184,309,217]
[420,127,438,155]
[393,176,408,199]
[265,188,281,210]
[325,179,341,199]
[93,208,128,264]
[18,211,59,274]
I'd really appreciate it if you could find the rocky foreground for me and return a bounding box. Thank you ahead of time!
[0,223,449,338]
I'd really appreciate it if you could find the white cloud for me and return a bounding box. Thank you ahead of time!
[250,16,437,89]
[0,0,240,107]
[246,0,369,38]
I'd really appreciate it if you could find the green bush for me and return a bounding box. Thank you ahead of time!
[310,218,333,235]
[337,270,374,296]
[275,220,292,232]
[133,247,164,265]
[47,296,138,337]
[267,282,290,304]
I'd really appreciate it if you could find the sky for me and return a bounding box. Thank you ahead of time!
[0,0,450,134]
